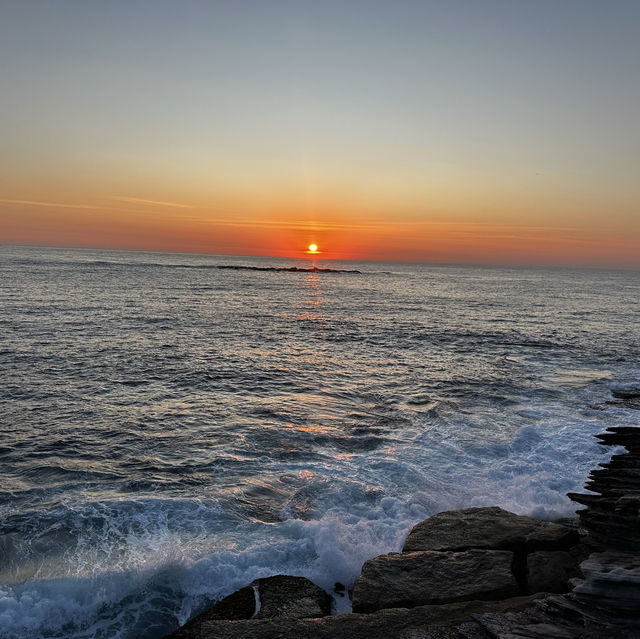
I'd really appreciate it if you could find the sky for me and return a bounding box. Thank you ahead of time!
[1,0,639,266]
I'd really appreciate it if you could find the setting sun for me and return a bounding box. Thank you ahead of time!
[308,244,319,253]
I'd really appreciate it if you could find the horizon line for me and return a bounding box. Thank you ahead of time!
[2,241,639,273]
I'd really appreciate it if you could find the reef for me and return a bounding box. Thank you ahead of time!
[216,265,362,273]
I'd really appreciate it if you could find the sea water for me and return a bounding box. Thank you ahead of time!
[1,245,638,638]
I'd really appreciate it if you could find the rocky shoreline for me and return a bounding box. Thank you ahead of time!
[165,419,640,639]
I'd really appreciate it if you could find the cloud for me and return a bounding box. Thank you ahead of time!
[110,196,193,209]
[196,218,381,231]
[0,198,101,209]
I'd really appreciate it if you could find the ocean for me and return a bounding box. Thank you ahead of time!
[1,245,638,638]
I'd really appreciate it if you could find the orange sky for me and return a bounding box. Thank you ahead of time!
[1,2,639,268]
[2,192,639,267]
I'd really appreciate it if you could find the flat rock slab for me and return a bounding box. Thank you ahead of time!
[166,595,545,639]
[403,507,579,553]
[573,551,640,619]
[352,549,518,613]
[253,574,331,619]
[165,575,330,638]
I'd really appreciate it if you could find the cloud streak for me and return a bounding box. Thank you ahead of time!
[0,199,102,210]
[110,196,193,209]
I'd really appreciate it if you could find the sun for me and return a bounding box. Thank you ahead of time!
[307,243,319,253]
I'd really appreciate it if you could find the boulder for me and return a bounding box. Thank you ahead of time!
[253,575,331,619]
[352,549,518,613]
[403,507,579,554]
[568,426,640,551]
[166,594,545,639]
[164,575,330,638]
[164,587,256,638]
[526,551,581,594]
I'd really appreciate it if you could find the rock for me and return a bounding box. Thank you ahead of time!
[352,549,518,613]
[566,425,640,628]
[474,609,583,639]
[164,587,256,637]
[612,389,640,400]
[164,575,330,638]
[403,507,579,554]
[253,575,331,619]
[568,426,640,551]
[166,594,546,639]
[526,551,581,594]
[595,389,640,410]
[572,551,640,621]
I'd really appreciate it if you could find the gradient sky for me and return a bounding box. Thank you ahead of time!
[1,0,639,266]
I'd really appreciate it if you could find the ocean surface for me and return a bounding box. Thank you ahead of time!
[1,245,638,639]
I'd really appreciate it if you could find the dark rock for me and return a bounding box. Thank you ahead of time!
[164,575,330,638]
[568,540,600,565]
[473,594,640,639]
[474,609,584,638]
[568,425,640,551]
[164,586,256,637]
[611,389,640,400]
[551,517,580,530]
[566,425,640,629]
[594,429,640,451]
[253,575,331,619]
[166,594,545,639]
[526,551,581,594]
[204,587,256,620]
[572,552,640,621]
[352,549,518,613]
[597,389,640,411]
[403,507,579,554]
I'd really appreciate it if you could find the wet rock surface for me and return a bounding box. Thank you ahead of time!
[352,549,518,612]
[253,575,331,619]
[166,575,331,638]
[568,425,640,551]
[592,388,640,411]
[571,551,640,621]
[399,506,582,596]
[167,425,640,638]
[564,424,640,634]
[403,506,579,554]
[168,595,545,639]
[526,551,581,594]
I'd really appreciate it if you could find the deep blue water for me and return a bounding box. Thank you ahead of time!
[1,245,639,638]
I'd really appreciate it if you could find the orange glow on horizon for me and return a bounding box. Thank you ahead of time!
[1,196,640,268]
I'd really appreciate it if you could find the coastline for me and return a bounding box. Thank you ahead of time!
[165,418,640,639]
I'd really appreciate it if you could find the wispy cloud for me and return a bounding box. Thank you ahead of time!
[110,196,193,209]
[0,198,101,209]
[197,218,381,231]
[191,217,583,235]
